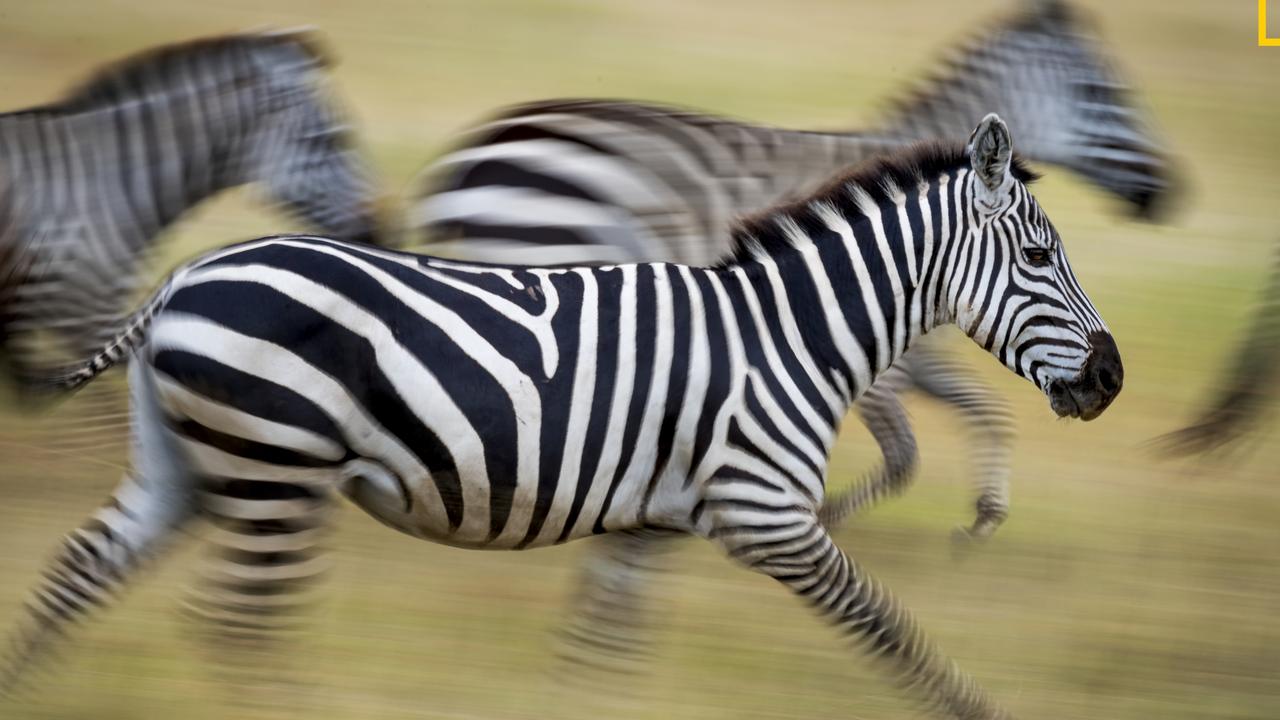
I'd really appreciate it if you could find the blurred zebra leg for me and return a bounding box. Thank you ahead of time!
[1156,243,1280,455]
[709,513,1013,720]
[819,366,919,528]
[1,363,197,694]
[184,481,333,691]
[908,335,1015,543]
[554,528,681,680]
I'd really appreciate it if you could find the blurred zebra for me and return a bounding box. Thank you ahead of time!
[0,29,382,388]
[3,116,1124,720]
[408,0,1175,674]
[0,29,384,692]
[1156,245,1280,455]
[415,4,1170,268]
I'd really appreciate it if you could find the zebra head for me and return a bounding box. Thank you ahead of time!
[247,30,386,245]
[952,114,1122,421]
[883,0,1177,220]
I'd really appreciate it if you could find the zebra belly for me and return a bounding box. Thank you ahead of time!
[339,455,661,551]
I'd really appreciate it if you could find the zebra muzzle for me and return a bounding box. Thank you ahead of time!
[1049,331,1123,421]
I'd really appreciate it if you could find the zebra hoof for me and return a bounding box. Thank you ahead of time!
[949,525,984,561]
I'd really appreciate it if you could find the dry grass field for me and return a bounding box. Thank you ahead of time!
[0,1,1278,718]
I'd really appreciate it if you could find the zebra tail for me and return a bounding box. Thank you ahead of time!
[16,280,173,404]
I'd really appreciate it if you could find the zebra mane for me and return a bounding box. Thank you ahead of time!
[723,141,1040,267]
[56,29,334,112]
[878,0,1092,124]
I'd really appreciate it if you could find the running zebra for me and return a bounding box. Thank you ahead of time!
[410,0,1172,674]
[0,29,382,387]
[3,115,1123,720]
[1157,244,1280,455]
[415,2,1170,268]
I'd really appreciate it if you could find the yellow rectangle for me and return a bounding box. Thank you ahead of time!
[1262,0,1280,45]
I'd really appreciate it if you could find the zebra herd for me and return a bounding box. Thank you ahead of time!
[0,1,1251,719]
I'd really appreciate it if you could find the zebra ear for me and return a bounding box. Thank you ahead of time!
[967,114,1013,192]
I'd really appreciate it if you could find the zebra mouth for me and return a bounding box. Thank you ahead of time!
[1047,380,1085,419]
[1046,332,1124,422]
[1046,374,1119,422]
[1048,379,1110,421]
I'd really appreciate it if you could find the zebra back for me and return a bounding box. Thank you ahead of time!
[413,98,897,266]
[410,0,1176,266]
[61,29,329,108]
[54,28,380,243]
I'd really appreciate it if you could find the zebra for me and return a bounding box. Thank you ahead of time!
[0,31,384,651]
[415,2,1171,268]
[0,28,383,390]
[2,114,1123,720]
[408,0,1173,675]
[1156,245,1280,455]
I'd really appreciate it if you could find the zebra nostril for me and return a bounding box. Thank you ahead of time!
[1096,366,1119,395]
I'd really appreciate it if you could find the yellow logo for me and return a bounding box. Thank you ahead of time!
[1262,0,1280,45]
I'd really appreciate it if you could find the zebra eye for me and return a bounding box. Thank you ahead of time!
[1022,247,1052,267]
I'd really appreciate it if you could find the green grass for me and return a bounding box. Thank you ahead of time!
[2,0,1280,718]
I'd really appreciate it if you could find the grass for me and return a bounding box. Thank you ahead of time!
[1,0,1279,718]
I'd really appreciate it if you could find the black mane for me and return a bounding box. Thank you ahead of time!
[724,141,1040,267]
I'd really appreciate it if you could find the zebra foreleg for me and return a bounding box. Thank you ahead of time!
[819,371,919,528]
[707,511,1014,720]
[1154,244,1280,456]
[554,528,682,681]
[908,342,1014,546]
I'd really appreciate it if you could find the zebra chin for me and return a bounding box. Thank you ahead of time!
[1046,331,1124,421]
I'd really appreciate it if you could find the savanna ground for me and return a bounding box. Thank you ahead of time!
[0,0,1278,718]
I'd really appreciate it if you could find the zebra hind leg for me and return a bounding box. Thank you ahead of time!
[1,474,197,696]
[1,362,197,696]
[706,511,1014,720]
[184,479,333,701]
[554,529,683,684]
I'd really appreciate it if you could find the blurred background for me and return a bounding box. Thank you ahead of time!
[0,0,1278,718]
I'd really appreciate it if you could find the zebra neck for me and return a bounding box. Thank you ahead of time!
[720,171,962,411]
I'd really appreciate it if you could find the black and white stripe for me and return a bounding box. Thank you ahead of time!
[4,117,1123,720]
